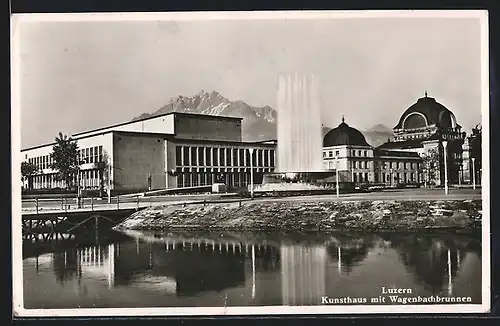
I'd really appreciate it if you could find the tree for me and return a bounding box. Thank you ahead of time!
[50,132,80,190]
[94,150,110,198]
[419,148,440,187]
[21,161,38,190]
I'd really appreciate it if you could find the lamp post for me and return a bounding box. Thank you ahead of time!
[471,157,476,190]
[76,160,84,208]
[107,157,112,204]
[442,141,449,195]
[249,148,254,199]
[390,168,393,188]
[76,171,81,209]
[335,154,340,198]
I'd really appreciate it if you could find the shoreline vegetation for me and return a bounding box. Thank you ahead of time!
[113,199,482,233]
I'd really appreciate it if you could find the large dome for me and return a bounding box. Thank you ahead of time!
[394,94,458,130]
[323,118,370,147]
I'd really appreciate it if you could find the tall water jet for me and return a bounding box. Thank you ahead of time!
[276,73,324,173]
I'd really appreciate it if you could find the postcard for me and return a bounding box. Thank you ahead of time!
[11,10,490,316]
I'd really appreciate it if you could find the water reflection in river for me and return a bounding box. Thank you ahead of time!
[22,231,482,309]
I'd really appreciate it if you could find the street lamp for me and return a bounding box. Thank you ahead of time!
[471,157,476,190]
[77,160,85,208]
[107,157,112,204]
[335,154,340,198]
[442,140,449,195]
[249,148,254,199]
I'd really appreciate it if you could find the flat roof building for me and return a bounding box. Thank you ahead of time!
[21,112,277,194]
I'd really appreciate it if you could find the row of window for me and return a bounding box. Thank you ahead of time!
[380,172,418,184]
[26,169,102,189]
[79,145,104,164]
[323,149,369,158]
[327,159,421,170]
[380,161,420,170]
[27,145,104,171]
[353,172,419,184]
[28,155,53,170]
[176,171,254,188]
[175,146,275,168]
[352,161,370,169]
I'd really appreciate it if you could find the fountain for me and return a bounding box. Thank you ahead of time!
[276,73,324,173]
[255,73,350,194]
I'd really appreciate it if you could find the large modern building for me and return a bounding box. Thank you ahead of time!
[21,112,277,193]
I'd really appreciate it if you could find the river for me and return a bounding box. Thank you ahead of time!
[22,229,482,309]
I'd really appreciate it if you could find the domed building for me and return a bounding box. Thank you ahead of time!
[323,118,371,148]
[322,117,373,183]
[323,116,421,185]
[393,93,461,138]
[378,93,466,186]
[323,117,420,186]
[322,92,469,187]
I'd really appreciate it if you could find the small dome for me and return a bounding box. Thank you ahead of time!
[394,94,457,130]
[323,117,370,147]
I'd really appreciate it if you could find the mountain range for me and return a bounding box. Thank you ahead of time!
[132,90,394,147]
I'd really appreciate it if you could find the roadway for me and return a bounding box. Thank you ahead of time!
[21,188,482,215]
[255,188,483,204]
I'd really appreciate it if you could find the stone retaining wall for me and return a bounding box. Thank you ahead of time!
[114,200,482,232]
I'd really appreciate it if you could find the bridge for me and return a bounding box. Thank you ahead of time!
[21,207,139,241]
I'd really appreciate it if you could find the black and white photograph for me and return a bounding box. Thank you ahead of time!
[11,10,490,316]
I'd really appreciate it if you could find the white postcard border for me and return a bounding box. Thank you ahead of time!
[11,10,491,317]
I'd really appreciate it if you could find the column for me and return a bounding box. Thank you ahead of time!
[96,169,101,190]
[180,146,185,166]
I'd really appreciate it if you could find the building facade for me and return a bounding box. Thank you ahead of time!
[322,117,421,186]
[461,124,482,185]
[21,112,276,193]
[321,94,477,187]
[378,93,467,186]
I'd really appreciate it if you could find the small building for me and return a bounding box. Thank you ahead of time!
[21,112,277,194]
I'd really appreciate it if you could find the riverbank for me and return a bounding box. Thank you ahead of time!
[113,199,482,233]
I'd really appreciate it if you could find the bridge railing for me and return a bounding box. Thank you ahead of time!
[21,195,156,213]
[21,194,247,214]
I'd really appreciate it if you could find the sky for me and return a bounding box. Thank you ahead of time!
[14,14,484,149]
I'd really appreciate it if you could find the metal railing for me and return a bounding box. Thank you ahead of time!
[21,195,156,214]
[21,193,247,214]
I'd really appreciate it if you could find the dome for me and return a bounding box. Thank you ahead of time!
[394,93,458,130]
[323,117,370,147]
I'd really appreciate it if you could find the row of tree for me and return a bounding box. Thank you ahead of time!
[21,132,109,197]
